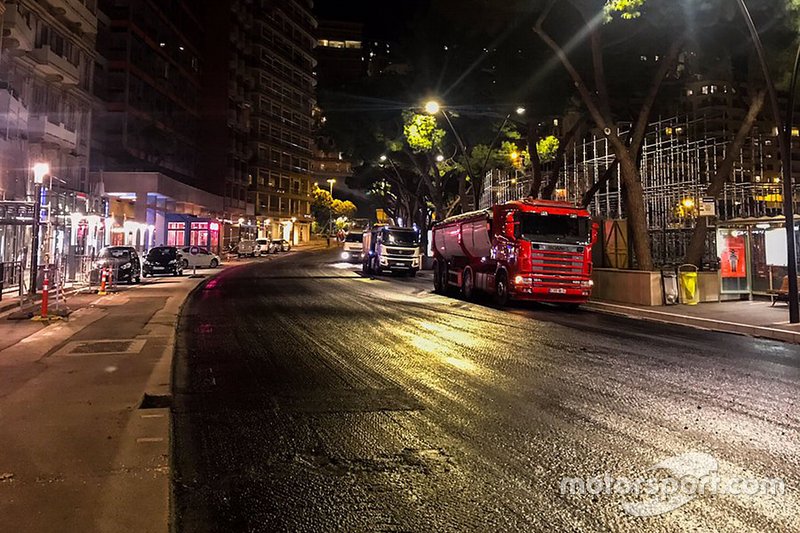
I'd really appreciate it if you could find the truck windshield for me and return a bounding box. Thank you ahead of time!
[520,213,590,244]
[345,233,362,242]
[383,229,419,246]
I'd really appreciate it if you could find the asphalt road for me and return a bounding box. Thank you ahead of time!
[172,247,799,533]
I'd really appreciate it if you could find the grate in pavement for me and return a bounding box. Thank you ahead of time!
[54,338,147,356]
[70,341,133,354]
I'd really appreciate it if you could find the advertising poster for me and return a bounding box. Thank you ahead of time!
[720,233,747,279]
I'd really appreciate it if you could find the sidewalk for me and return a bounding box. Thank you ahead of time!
[585,298,800,344]
[0,269,216,532]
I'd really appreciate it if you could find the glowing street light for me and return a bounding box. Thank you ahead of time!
[326,178,336,195]
[379,154,388,162]
[516,106,526,116]
[424,100,441,115]
[33,162,50,184]
[435,154,445,162]
[29,162,50,294]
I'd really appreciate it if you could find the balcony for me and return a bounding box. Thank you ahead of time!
[28,115,77,150]
[30,45,80,85]
[2,7,35,52]
[42,0,97,35]
[0,86,29,137]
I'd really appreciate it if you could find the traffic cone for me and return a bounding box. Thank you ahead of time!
[98,268,108,295]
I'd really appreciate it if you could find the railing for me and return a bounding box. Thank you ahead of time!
[0,261,24,299]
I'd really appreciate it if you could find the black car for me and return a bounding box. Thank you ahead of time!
[142,246,184,277]
[93,246,141,284]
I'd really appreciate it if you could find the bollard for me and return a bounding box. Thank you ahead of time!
[40,269,49,318]
[98,267,108,295]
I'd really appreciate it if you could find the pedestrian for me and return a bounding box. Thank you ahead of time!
[326,234,330,247]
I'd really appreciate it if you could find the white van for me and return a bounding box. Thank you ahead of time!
[255,238,271,255]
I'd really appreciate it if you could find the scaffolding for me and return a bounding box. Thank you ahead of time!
[554,114,787,266]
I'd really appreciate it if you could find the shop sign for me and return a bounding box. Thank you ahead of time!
[699,197,716,217]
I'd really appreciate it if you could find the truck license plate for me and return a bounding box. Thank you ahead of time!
[549,288,567,294]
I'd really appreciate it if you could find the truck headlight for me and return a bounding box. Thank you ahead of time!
[341,252,349,260]
[581,280,594,288]
[380,256,388,265]
[513,275,533,285]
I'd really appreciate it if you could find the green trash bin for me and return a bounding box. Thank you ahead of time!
[679,264,699,305]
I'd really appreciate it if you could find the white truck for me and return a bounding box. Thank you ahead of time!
[362,225,422,277]
[341,231,363,263]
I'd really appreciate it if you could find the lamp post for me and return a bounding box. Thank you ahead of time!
[424,100,479,207]
[736,0,800,323]
[30,162,49,295]
[326,179,336,242]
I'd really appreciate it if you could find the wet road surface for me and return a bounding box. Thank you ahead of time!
[172,248,799,532]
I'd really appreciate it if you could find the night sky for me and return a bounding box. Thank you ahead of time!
[313,0,427,39]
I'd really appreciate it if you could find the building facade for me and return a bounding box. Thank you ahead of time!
[200,0,317,246]
[92,0,203,185]
[0,0,100,286]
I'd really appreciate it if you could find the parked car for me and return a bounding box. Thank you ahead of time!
[142,246,183,277]
[270,239,292,253]
[237,239,256,258]
[93,246,141,284]
[180,247,221,269]
[255,238,271,255]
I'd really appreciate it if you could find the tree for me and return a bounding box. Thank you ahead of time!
[533,0,693,271]
[334,199,358,219]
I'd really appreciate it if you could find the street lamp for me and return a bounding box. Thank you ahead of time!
[326,179,336,240]
[423,98,479,206]
[436,154,445,162]
[29,162,49,294]
[379,155,388,162]
[424,100,441,115]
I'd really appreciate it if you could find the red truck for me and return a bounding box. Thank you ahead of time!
[431,198,597,307]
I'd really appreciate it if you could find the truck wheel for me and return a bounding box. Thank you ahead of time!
[494,272,510,307]
[462,267,475,300]
[433,262,443,293]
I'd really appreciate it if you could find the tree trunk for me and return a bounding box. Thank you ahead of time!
[618,152,654,271]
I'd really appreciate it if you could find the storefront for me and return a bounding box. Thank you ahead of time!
[165,214,221,254]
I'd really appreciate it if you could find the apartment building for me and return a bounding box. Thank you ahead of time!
[200,0,317,246]
[0,0,99,269]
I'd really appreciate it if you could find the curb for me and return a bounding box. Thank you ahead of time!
[584,301,800,344]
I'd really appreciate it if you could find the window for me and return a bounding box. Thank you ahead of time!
[167,222,186,246]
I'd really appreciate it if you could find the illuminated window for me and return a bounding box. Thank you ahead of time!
[345,40,361,49]
[318,39,328,46]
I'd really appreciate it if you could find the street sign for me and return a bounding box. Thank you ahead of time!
[699,197,716,217]
[0,201,35,224]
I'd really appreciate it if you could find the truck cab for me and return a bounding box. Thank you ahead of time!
[341,231,363,263]
[362,225,422,276]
